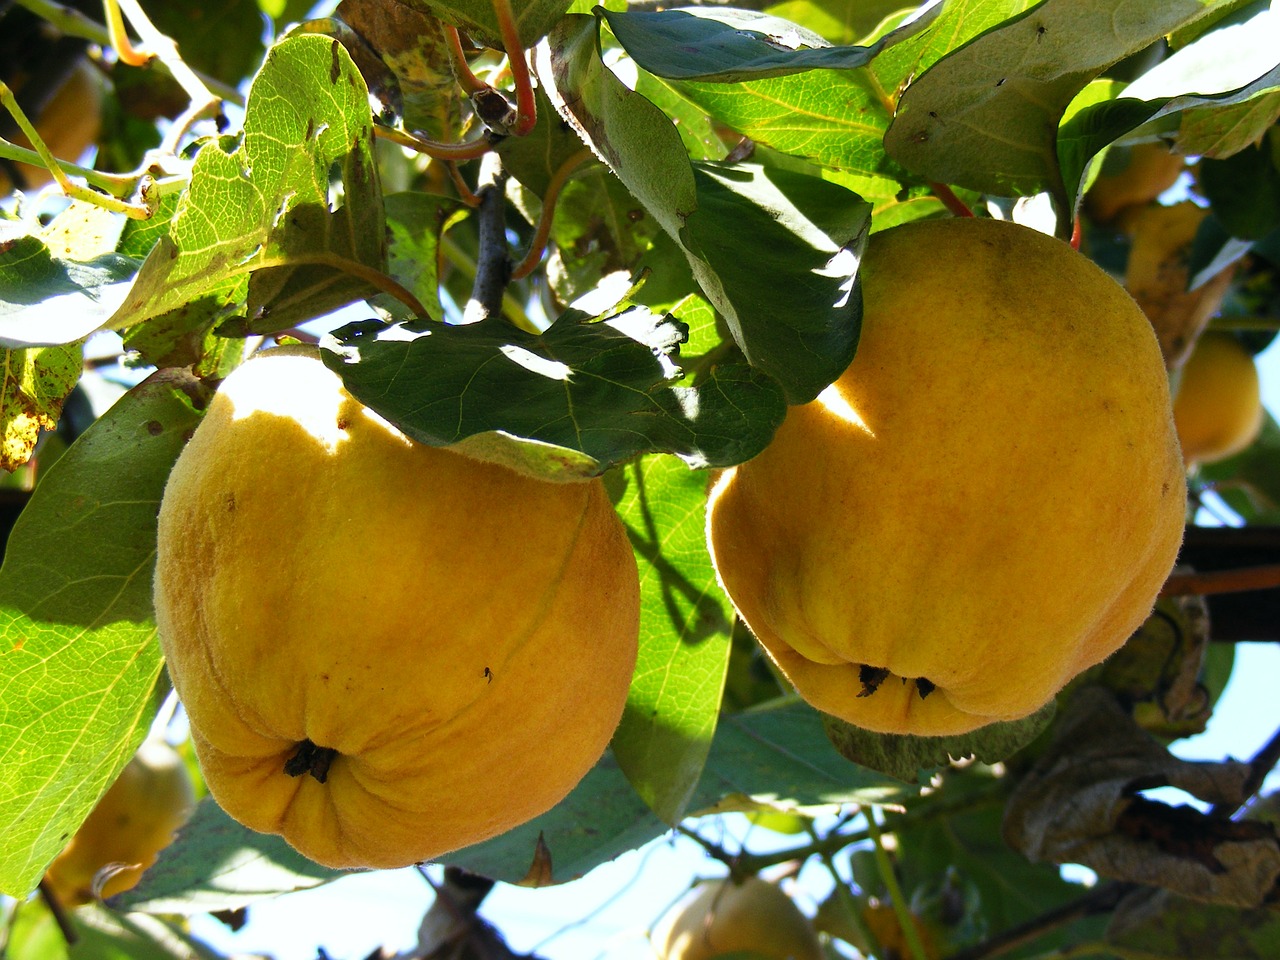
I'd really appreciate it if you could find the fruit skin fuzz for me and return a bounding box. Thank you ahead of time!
[708,217,1187,737]
[153,351,639,869]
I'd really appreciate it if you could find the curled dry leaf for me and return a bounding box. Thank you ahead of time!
[1003,687,1280,908]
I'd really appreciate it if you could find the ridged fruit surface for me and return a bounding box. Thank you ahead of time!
[707,217,1186,737]
[44,740,195,906]
[653,876,824,960]
[1173,332,1263,466]
[154,351,639,869]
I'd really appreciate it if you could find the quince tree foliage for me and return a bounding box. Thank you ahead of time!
[1,0,1280,957]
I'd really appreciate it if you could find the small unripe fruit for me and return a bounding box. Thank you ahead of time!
[1173,332,1264,466]
[653,876,824,960]
[43,740,195,907]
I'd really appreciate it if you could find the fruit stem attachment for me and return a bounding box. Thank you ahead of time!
[284,740,337,783]
[865,809,929,960]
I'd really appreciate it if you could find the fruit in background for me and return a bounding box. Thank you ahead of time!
[43,740,195,907]
[862,902,939,960]
[153,350,639,870]
[707,217,1186,737]
[1083,142,1184,226]
[1123,201,1236,368]
[653,876,824,960]
[0,60,102,194]
[1173,332,1264,466]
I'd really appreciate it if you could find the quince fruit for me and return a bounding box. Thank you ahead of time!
[1083,142,1184,226]
[653,876,824,960]
[43,739,195,907]
[1173,332,1263,466]
[707,217,1186,737]
[153,350,639,869]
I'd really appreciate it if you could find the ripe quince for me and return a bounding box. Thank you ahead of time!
[707,217,1186,737]
[153,350,639,869]
[1083,142,1184,226]
[1173,332,1263,466]
[43,739,195,906]
[653,876,824,960]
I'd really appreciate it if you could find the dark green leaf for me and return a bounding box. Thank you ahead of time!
[821,704,1056,784]
[1199,136,1280,241]
[322,306,787,479]
[611,455,733,824]
[0,371,204,898]
[1108,888,1280,956]
[382,191,454,320]
[601,5,938,83]
[0,237,139,348]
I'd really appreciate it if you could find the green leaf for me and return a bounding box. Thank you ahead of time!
[382,191,454,320]
[540,17,870,403]
[884,0,1230,211]
[0,237,138,348]
[821,704,1056,784]
[1058,5,1280,213]
[1108,888,1280,957]
[1199,135,1280,241]
[1177,91,1280,159]
[681,162,868,403]
[110,34,385,360]
[611,456,733,824]
[667,0,1034,179]
[0,370,204,898]
[8,898,222,960]
[147,0,270,87]
[600,5,938,83]
[111,798,345,914]
[690,699,915,812]
[321,306,787,479]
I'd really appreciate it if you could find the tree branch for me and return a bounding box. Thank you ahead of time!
[464,151,511,324]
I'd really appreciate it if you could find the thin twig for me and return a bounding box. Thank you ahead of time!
[374,122,496,162]
[491,0,536,136]
[930,181,973,217]
[37,879,80,947]
[866,811,929,960]
[102,0,149,66]
[464,151,511,324]
[1211,724,1280,818]
[445,26,489,95]
[510,147,591,280]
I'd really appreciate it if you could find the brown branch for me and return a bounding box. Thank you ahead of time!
[464,151,511,323]
[1160,563,1280,598]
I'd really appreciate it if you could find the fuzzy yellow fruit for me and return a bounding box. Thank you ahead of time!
[707,218,1186,737]
[153,351,639,869]
[1083,142,1184,226]
[43,740,195,907]
[1173,332,1264,466]
[653,876,824,960]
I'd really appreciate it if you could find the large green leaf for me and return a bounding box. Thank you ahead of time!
[7,898,222,960]
[321,306,787,479]
[540,16,869,403]
[108,34,385,362]
[883,0,1231,215]
[600,5,939,83]
[0,370,204,898]
[611,455,732,825]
